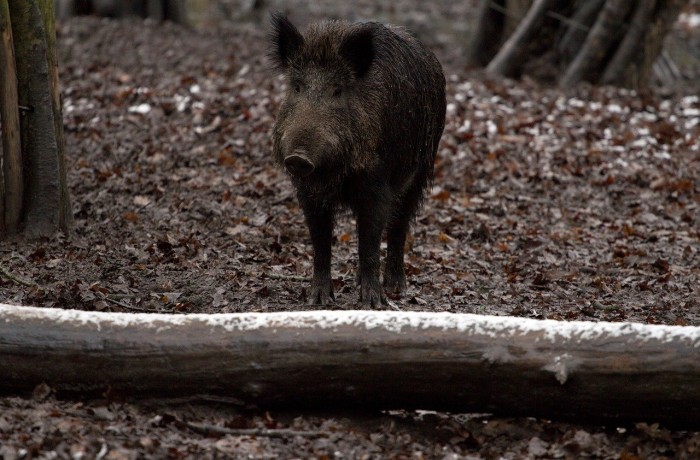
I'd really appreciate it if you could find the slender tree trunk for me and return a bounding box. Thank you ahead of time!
[0,0,22,235]
[559,0,634,87]
[40,0,72,231]
[8,0,71,239]
[485,0,557,77]
[558,0,606,58]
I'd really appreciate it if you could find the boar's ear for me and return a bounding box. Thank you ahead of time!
[340,26,375,78]
[269,12,304,69]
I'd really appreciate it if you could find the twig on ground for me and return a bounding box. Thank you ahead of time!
[243,271,310,282]
[265,273,309,282]
[185,421,330,438]
[140,394,246,407]
[104,296,153,313]
[0,265,37,287]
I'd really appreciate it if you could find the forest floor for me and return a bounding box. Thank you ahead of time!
[1,1,699,458]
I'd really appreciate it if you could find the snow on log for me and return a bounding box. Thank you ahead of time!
[2,303,700,427]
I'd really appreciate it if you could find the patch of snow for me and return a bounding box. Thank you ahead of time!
[630,138,653,149]
[174,94,190,112]
[457,120,471,133]
[237,64,250,77]
[486,120,498,136]
[678,13,700,28]
[127,103,151,114]
[568,98,585,108]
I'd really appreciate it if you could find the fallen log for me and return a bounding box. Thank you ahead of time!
[1,303,700,427]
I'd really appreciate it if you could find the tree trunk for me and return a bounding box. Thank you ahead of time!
[8,0,71,238]
[144,0,163,21]
[163,0,187,25]
[56,0,187,24]
[633,0,689,88]
[2,304,700,428]
[601,0,656,86]
[465,0,506,67]
[470,0,691,88]
[0,0,23,235]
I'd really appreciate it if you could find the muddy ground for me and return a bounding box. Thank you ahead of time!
[1,1,699,458]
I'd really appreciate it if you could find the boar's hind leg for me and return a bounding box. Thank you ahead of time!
[384,184,422,294]
[384,218,409,294]
[356,199,389,307]
[301,201,335,305]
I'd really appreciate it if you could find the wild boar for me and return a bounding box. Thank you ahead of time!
[270,14,446,306]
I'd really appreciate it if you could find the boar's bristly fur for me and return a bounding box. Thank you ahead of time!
[270,14,446,307]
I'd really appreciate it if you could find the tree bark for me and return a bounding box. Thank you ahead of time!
[0,0,23,235]
[2,304,700,428]
[8,0,71,238]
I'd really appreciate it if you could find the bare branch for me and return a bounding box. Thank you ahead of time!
[185,422,330,439]
[0,265,36,287]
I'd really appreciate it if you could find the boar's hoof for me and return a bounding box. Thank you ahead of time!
[284,152,315,178]
[383,272,407,294]
[308,279,334,305]
[360,280,386,308]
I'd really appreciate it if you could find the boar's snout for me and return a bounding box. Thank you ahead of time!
[284,151,315,178]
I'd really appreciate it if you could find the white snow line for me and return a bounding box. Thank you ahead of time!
[2,303,700,347]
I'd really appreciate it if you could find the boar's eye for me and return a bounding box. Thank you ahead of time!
[332,86,342,97]
[293,83,301,93]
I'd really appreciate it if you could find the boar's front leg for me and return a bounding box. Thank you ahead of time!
[356,198,389,307]
[301,199,335,305]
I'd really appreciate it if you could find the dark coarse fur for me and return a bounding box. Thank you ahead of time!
[270,13,446,307]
